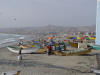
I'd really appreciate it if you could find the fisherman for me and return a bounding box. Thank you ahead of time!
[18,47,23,60]
[19,47,23,54]
[63,42,66,50]
[57,41,62,52]
[61,41,66,50]
[18,40,23,46]
[46,43,52,56]
[58,45,62,52]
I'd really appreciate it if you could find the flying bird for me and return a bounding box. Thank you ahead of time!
[13,18,16,21]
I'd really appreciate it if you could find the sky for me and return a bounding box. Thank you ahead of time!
[0,0,97,28]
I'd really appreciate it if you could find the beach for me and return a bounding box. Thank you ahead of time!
[0,47,98,75]
[0,0,97,74]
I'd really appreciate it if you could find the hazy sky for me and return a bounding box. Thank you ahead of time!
[0,0,97,28]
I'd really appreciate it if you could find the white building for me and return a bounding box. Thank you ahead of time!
[96,0,100,45]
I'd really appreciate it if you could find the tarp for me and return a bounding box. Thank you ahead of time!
[80,37,84,39]
[89,37,95,40]
[77,37,80,40]
[31,45,35,47]
[52,35,56,37]
[34,44,40,47]
[73,37,77,40]
[34,41,39,43]
[85,37,89,40]
[48,37,53,40]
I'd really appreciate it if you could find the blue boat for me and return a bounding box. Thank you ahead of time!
[88,45,100,50]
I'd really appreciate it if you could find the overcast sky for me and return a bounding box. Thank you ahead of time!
[0,0,97,28]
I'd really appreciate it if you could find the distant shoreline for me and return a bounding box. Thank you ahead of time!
[0,33,35,48]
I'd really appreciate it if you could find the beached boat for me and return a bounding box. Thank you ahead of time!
[68,41,78,48]
[52,48,91,56]
[7,46,39,54]
[88,45,100,50]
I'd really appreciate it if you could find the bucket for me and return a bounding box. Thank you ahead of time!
[18,55,22,60]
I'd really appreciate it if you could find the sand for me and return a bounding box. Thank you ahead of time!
[0,47,98,75]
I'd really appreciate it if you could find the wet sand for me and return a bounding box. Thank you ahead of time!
[0,48,98,75]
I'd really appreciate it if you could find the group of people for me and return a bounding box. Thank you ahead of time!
[44,40,66,55]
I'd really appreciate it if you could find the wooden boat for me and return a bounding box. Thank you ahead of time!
[7,46,39,54]
[68,41,78,48]
[88,45,100,50]
[52,48,91,56]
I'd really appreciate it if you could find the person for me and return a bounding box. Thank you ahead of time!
[57,41,62,52]
[58,45,62,52]
[18,41,23,46]
[46,44,52,56]
[19,47,23,55]
[18,47,23,60]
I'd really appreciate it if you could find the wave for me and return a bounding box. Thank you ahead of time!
[0,38,18,45]
[0,33,34,48]
[0,34,24,45]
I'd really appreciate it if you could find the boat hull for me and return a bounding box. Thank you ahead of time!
[7,47,39,54]
[92,46,100,50]
[88,45,100,50]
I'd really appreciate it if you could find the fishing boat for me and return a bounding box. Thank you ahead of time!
[68,41,78,48]
[88,45,100,50]
[7,46,39,54]
[52,48,91,56]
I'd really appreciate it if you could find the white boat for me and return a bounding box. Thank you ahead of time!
[7,46,39,54]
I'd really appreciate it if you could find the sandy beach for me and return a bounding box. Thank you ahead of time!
[0,47,98,75]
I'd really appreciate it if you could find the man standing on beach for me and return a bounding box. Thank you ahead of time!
[46,44,52,56]
[18,47,23,60]
[19,47,23,55]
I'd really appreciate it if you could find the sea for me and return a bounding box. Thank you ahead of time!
[0,33,33,48]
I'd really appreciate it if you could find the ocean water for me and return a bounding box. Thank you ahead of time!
[0,33,35,48]
[0,33,23,44]
[0,33,25,48]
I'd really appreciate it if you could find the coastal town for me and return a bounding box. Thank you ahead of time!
[0,0,99,75]
[0,28,99,75]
